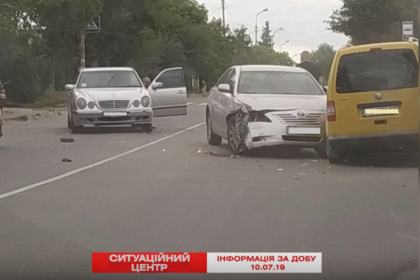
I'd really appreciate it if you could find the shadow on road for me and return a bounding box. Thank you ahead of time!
[243,147,320,160]
[209,145,418,168]
[344,154,418,168]
[51,126,151,135]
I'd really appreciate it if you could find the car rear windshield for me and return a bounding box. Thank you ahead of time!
[237,71,324,95]
[336,49,418,93]
[78,71,142,88]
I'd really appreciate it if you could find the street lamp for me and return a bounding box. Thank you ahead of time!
[270,27,284,45]
[254,8,268,45]
[273,27,284,37]
[280,40,289,52]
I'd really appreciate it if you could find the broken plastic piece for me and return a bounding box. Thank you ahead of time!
[209,151,231,157]
[60,137,75,143]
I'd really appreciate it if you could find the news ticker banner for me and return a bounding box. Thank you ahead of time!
[92,252,322,273]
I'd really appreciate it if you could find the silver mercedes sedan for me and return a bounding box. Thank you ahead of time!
[65,67,188,133]
[206,65,327,154]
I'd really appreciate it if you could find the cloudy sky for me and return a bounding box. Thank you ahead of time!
[197,0,349,61]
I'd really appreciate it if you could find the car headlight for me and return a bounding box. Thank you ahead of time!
[249,111,272,122]
[141,96,151,107]
[132,100,140,108]
[88,101,95,109]
[76,98,87,109]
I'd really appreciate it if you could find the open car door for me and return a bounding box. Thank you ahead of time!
[148,67,187,117]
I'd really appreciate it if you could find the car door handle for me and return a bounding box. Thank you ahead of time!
[177,90,185,94]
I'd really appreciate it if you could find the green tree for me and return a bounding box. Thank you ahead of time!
[259,21,274,49]
[311,43,336,80]
[327,0,418,44]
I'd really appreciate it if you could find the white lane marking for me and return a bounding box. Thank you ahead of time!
[199,103,207,106]
[187,102,193,105]
[396,232,417,241]
[389,211,416,229]
[389,211,411,224]
[0,122,206,200]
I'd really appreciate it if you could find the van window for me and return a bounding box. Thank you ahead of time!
[336,49,418,93]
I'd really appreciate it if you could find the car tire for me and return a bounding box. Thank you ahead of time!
[206,111,222,146]
[227,117,246,154]
[67,112,72,129]
[68,111,83,134]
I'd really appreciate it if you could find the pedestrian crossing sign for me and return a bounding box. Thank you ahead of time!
[86,16,101,33]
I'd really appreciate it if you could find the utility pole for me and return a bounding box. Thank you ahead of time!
[80,29,86,71]
[221,0,225,28]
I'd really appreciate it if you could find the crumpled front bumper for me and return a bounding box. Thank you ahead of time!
[232,103,325,150]
[245,122,325,149]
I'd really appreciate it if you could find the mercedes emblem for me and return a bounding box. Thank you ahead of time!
[375,92,383,100]
[297,111,305,117]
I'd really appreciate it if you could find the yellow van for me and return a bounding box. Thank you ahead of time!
[326,41,418,164]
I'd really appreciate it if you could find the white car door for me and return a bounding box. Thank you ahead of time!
[210,68,233,137]
[148,67,187,117]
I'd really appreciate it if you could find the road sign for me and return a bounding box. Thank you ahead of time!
[86,16,101,33]
[401,21,413,41]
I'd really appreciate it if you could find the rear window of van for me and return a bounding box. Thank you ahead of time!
[336,49,418,93]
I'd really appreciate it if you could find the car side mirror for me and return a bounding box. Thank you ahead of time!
[152,82,163,90]
[65,84,75,91]
[218,83,232,93]
[323,86,328,93]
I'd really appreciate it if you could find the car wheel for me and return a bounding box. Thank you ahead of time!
[67,111,72,129]
[227,117,246,154]
[68,112,83,134]
[206,112,222,146]
[142,124,153,133]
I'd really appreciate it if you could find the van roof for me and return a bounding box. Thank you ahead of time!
[338,41,418,55]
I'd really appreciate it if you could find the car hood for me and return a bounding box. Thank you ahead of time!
[235,94,326,111]
[75,87,147,100]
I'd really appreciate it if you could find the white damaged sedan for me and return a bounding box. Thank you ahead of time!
[65,67,187,133]
[206,65,327,154]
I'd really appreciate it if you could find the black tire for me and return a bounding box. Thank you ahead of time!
[142,124,153,133]
[68,112,83,134]
[227,117,246,154]
[206,111,222,146]
[67,113,72,129]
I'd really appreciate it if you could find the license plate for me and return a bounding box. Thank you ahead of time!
[287,127,321,135]
[362,106,399,117]
[103,112,127,117]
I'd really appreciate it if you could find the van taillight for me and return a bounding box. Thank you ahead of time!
[327,101,336,122]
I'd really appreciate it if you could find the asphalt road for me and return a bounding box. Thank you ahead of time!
[0,98,418,280]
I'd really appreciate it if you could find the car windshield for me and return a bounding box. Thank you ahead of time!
[336,49,418,93]
[77,71,142,88]
[237,71,324,95]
